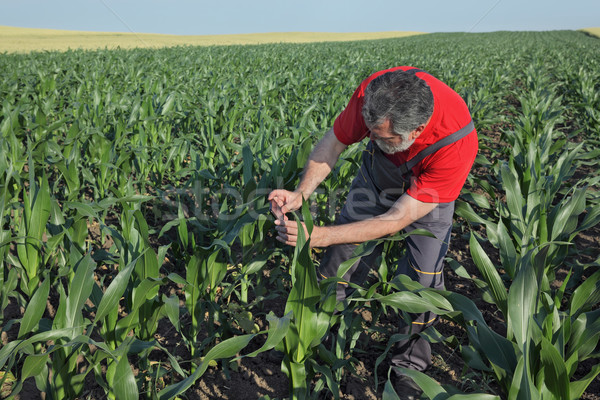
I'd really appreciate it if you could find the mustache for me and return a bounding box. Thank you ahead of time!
[374,138,414,154]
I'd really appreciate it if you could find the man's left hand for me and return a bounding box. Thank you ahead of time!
[274,218,317,247]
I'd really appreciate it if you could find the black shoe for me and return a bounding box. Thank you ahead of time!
[392,373,422,400]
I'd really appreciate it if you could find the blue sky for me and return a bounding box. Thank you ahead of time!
[1,0,598,35]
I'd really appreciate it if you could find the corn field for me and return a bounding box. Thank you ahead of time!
[0,30,599,399]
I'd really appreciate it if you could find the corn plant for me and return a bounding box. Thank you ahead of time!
[278,201,337,399]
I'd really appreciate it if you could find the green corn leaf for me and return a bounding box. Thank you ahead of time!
[374,333,412,389]
[418,289,454,312]
[0,327,79,369]
[495,218,517,278]
[158,334,257,399]
[507,256,537,349]
[285,240,320,363]
[64,253,96,329]
[444,291,486,326]
[469,233,507,315]
[28,175,51,242]
[500,162,525,233]
[177,203,188,248]
[162,294,180,332]
[241,312,291,358]
[577,204,600,232]
[540,337,569,399]
[569,270,600,317]
[446,394,502,399]
[461,345,492,372]
[21,353,50,381]
[49,197,65,225]
[312,284,337,348]
[454,200,490,226]
[569,362,600,400]
[206,249,227,295]
[336,240,380,279]
[550,187,587,241]
[70,218,88,250]
[138,246,160,283]
[288,359,308,399]
[461,192,492,209]
[474,323,518,375]
[64,201,98,218]
[309,358,339,400]
[52,281,68,331]
[567,309,600,361]
[242,251,272,275]
[301,197,313,235]
[95,251,145,323]
[382,379,400,400]
[242,144,254,186]
[132,278,164,310]
[508,356,539,400]
[393,368,445,398]
[160,93,176,116]
[20,175,51,281]
[166,272,186,286]
[113,355,139,400]
[373,291,446,315]
[18,277,50,339]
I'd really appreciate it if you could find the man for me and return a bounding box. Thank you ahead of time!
[268,66,478,398]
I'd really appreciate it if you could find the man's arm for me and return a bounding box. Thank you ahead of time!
[274,193,439,247]
[268,128,347,217]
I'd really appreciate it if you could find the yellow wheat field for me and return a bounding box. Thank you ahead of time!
[580,27,600,38]
[0,26,425,53]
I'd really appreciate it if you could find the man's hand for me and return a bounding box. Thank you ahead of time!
[268,128,347,247]
[267,190,303,220]
[274,218,313,246]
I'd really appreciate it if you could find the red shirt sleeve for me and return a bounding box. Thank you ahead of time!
[333,84,369,145]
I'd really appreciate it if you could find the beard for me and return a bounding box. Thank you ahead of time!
[374,132,415,154]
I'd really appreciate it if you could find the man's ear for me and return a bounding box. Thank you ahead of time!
[408,124,427,140]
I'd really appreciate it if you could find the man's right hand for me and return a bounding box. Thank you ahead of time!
[267,190,303,221]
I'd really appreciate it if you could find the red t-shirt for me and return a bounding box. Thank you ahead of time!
[333,66,478,203]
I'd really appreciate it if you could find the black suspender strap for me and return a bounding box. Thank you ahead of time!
[397,119,475,176]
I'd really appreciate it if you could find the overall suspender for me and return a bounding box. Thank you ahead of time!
[397,119,475,176]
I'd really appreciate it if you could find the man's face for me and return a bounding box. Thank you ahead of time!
[369,120,415,154]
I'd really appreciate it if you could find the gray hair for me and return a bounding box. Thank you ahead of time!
[361,70,434,135]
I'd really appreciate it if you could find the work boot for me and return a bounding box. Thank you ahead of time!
[392,373,422,400]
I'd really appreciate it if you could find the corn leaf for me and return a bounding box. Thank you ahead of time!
[242,312,291,358]
[569,362,600,400]
[113,355,139,400]
[569,270,600,317]
[64,253,96,329]
[469,233,507,315]
[540,336,569,399]
[95,251,145,323]
[21,353,50,381]
[18,277,50,338]
[507,256,537,349]
[158,334,257,399]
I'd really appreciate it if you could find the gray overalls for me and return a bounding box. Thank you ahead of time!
[318,69,474,372]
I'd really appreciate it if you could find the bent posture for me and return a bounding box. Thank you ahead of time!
[269,67,478,398]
